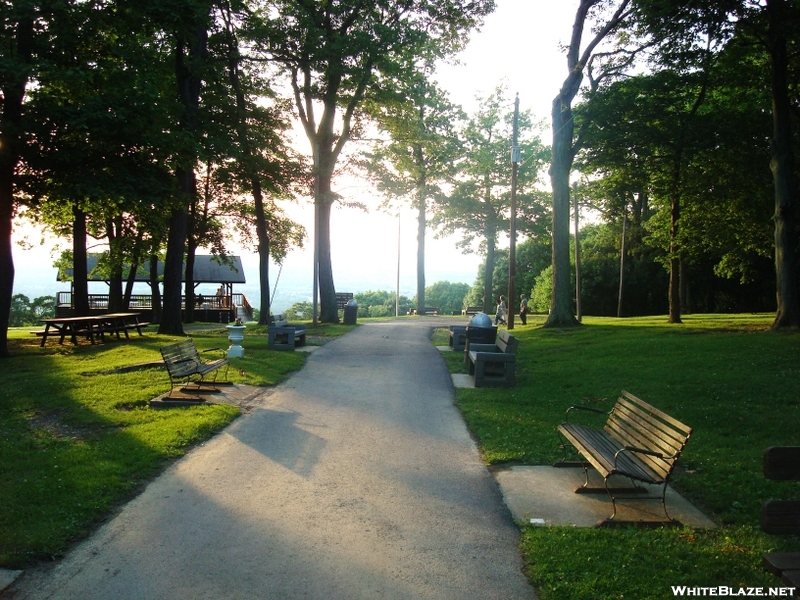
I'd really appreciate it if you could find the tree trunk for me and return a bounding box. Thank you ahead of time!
[0,172,15,356]
[617,209,627,318]
[72,207,90,316]
[0,10,32,356]
[316,140,338,323]
[107,216,124,313]
[483,227,496,315]
[669,157,683,323]
[679,256,690,315]
[668,194,682,324]
[221,21,272,326]
[160,203,188,334]
[159,21,208,335]
[123,230,144,310]
[185,232,197,323]
[767,0,800,329]
[546,91,580,327]
[149,254,162,324]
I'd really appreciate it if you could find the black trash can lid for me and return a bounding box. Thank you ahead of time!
[468,312,492,328]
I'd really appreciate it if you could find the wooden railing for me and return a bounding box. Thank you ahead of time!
[56,292,253,321]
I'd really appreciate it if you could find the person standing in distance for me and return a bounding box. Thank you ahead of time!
[519,294,528,325]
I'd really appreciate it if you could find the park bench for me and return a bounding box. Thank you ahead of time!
[462,325,499,368]
[761,446,800,596]
[449,325,468,351]
[407,307,439,316]
[267,313,307,350]
[160,339,229,396]
[556,391,693,524]
[462,306,482,316]
[466,329,518,387]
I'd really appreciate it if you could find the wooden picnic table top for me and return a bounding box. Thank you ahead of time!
[40,312,142,324]
[36,313,146,346]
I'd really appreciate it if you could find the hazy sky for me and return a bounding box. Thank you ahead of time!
[12,1,579,310]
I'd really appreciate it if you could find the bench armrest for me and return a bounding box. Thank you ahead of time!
[614,445,677,467]
[564,405,608,422]
[469,343,497,353]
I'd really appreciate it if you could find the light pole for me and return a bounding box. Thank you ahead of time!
[396,211,401,317]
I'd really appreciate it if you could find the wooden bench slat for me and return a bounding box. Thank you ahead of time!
[615,400,690,454]
[613,400,690,451]
[605,418,676,479]
[621,390,692,433]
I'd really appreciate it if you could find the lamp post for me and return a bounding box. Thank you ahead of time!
[396,211,401,317]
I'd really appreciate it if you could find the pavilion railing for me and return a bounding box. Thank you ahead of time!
[56,292,251,319]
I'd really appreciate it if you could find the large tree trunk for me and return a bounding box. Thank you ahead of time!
[767,0,800,329]
[252,179,272,325]
[545,0,630,328]
[546,91,580,327]
[0,172,15,356]
[161,203,188,333]
[72,207,90,316]
[159,21,208,335]
[0,10,32,356]
[316,139,338,323]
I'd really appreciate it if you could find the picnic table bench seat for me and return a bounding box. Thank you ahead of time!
[556,390,693,524]
[160,339,229,395]
[268,313,306,351]
[467,329,518,387]
[462,306,482,315]
[761,446,800,597]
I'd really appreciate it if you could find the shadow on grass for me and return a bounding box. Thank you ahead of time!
[0,328,303,569]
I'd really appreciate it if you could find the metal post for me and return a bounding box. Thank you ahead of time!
[396,211,401,317]
[508,93,520,330]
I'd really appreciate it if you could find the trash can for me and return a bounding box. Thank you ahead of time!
[464,313,498,367]
[343,299,358,325]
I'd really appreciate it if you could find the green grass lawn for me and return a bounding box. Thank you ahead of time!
[437,314,800,599]
[0,323,348,569]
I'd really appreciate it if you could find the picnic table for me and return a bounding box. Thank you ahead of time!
[34,312,149,347]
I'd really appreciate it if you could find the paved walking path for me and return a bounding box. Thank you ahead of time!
[6,319,536,600]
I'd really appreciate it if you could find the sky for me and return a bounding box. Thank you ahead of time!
[11,0,580,313]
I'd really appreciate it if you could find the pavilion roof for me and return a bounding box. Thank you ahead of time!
[58,254,246,284]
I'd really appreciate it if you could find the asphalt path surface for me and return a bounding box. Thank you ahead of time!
[6,319,536,600]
